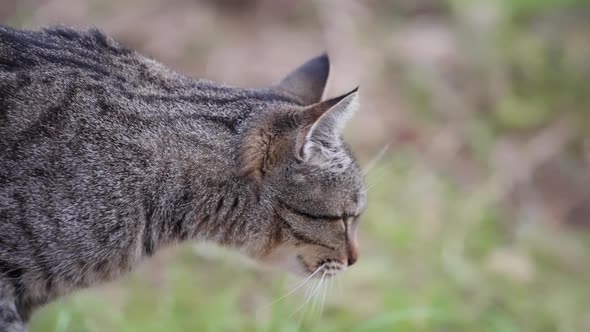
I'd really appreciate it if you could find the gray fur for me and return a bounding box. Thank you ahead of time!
[0,25,365,331]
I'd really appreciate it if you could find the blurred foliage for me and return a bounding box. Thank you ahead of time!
[2,0,590,331]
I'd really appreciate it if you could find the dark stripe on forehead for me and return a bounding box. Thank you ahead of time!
[275,213,336,250]
[278,200,341,221]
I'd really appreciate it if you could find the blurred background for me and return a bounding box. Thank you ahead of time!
[2,0,590,331]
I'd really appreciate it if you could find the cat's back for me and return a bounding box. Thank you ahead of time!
[0,25,216,224]
[0,25,137,96]
[0,25,273,220]
[0,26,148,177]
[0,26,134,137]
[0,24,152,85]
[0,25,269,143]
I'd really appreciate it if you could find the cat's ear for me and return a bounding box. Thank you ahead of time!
[274,53,330,106]
[296,87,359,161]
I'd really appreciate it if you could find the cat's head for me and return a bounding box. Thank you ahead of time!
[241,54,366,277]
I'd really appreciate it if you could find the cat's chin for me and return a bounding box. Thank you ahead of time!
[256,246,316,277]
[259,253,310,277]
[258,253,346,278]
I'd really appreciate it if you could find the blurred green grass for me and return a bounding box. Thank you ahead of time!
[29,155,590,332]
[3,0,589,331]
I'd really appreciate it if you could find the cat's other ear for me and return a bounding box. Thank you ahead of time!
[296,87,359,161]
[274,53,330,106]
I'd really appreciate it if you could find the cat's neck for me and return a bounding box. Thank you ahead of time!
[141,151,271,256]
[120,83,277,256]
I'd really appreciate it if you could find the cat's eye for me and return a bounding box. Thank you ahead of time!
[342,213,354,228]
[342,212,356,222]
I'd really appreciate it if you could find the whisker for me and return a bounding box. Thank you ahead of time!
[258,264,326,311]
[314,275,329,318]
[297,278,318,326]
[310,277,324,317]
[291,271,327,317]
[364,165,391,193]
[330,276,337,305]
[310,283,320,318]
[362,144,391,176]
[327,275,334,303]
[302,274,321,320]
[319,275,329,316]
[303,276,319,301]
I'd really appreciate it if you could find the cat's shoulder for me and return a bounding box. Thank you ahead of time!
[0,25,132,56]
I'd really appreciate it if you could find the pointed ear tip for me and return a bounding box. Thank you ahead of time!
[306,52,330,73]
[275,52,331,105]
[317,52,330,63]
[313,52,330,73]
[344,86,360,98]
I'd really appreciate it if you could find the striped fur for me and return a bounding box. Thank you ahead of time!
[0,25,365,330]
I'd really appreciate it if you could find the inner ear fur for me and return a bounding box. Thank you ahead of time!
[239,115,296,182]
[240,88,359,181]
[295,88,359,159]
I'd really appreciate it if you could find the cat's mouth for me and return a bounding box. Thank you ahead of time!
[298,255,346,277]
[318,259,346,276]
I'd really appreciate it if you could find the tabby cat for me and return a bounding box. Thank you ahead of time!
[0,25,365,332]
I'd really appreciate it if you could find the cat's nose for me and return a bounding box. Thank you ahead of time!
[347,255,357,266]
[346,244,358,266]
